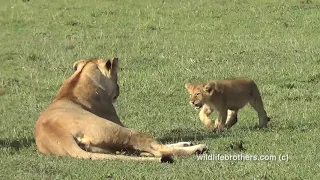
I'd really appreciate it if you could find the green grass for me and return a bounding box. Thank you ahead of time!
[1,0,320,179]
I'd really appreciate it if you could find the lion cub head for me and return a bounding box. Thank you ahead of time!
[185,81,222,110]
[71,58,120,102]
[185,83,206,110]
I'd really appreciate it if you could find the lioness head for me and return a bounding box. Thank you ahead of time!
[185,83,206,110]
[72,58,119,102]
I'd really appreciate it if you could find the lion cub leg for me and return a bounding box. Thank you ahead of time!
[248,94,270,128]
[225,109,238,129]
[199,104,214,127]
[250,102,269,128]
[213,108,228,132]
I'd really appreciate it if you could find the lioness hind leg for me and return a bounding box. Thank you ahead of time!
[38,124,168,162]
[166,142,193,147]
[225,110,238,129]
[72,122,205,159]
[72,144,171,162]
[140,142,198,157]
[128,130,207,157]
[249,86,270,128]
[140,144,207,157]
[158,144,208,156]
[68,136,166,161]
[139,142,194,157]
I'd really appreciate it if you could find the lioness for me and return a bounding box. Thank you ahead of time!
[185,78,270,132]
[35,58,207,163]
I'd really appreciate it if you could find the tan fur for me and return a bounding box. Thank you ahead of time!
[185,78,270,132]
[35,58,207,163]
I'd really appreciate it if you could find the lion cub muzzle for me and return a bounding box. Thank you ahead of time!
[190,101,203,110]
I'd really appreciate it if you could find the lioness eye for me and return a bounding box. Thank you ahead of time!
[196,93,200,96]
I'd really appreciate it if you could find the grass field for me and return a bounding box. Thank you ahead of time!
[1,0,320,179]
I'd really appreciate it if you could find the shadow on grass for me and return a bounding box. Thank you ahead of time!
[0,138,35,151]
[157,128,220,143]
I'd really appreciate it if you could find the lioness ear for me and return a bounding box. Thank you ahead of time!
[106,57,119,72]
[111,57,119,71]
[106,60,112,71]
[73,60,86,71]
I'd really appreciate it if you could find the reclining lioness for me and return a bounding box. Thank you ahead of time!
[35,58,207,163]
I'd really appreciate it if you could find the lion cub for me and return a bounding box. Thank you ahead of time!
[185,78,270,132]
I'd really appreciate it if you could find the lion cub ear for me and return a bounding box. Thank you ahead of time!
[73,60,86,71]
[204,81,216,95]
[106,57,119,73]
[204,81,223,95]
[185,83,192,90]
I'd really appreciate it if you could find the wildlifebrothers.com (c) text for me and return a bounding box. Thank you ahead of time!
[196,154,288,162]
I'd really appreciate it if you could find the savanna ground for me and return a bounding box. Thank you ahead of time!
[0,0,319,179]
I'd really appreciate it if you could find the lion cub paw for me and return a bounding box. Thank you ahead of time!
[212,125,225,133]
[212,127,224,133]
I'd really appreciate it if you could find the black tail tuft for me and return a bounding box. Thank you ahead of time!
[160,155,174,163]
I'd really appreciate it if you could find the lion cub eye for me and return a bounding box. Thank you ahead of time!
[196,92,201,96]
